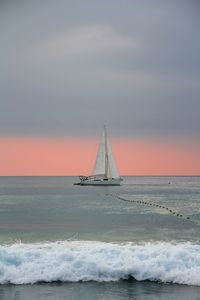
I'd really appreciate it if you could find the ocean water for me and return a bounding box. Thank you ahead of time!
[0,176,200,299]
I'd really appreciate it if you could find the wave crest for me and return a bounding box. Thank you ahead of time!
[0,241,200,285]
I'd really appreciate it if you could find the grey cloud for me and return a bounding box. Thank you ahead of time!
[0,0,200,138]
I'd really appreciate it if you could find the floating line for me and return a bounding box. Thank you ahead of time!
[109,193,192,223]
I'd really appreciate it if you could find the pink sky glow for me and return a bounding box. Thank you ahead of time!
[0,137,199,176]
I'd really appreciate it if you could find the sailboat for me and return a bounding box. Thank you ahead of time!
[74,126,122,186]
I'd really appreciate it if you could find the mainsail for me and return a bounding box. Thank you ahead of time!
[92,126,119,179]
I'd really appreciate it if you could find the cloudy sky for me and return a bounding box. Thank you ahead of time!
[0,0,200,175]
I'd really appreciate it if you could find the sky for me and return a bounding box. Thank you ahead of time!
[0,0,200,175]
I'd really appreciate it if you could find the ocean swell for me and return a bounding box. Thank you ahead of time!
[0,241,200,285]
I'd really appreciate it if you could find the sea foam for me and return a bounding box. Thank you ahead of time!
[0,241,200,285]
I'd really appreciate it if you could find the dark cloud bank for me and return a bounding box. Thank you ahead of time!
[0,0,200,138]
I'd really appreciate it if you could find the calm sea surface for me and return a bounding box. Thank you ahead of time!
[0,176,200,299]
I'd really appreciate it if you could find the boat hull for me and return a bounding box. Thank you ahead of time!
[74,178,121,186]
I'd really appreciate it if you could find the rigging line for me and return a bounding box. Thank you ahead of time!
[109,193,194,224]
[104,126,109,178]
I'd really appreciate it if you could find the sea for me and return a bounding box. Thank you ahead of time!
[0,176,200,300]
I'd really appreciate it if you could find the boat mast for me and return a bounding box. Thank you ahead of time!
[104,125,109,178]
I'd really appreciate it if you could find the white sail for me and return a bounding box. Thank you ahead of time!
[92,128,106,176]
[92,126,119,179]
[107,139,119,178]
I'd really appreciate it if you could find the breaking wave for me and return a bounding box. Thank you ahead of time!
[0,241,200,285]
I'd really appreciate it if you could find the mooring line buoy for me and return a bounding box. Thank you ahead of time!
[109,193,193,223]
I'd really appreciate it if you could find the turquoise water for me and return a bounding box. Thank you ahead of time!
[0,176,200,299]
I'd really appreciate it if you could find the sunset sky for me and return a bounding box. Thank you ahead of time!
[0,0,200,176]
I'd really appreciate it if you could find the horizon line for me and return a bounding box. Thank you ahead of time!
[0,175,199,177]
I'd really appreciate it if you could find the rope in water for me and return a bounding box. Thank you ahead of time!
[109,193,193,222]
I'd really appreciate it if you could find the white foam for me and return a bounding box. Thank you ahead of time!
[0,241,200,285]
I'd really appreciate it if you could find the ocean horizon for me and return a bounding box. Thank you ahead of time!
[0,176,200,299]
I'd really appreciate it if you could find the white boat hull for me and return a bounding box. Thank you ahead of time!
[74,177,121,186]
